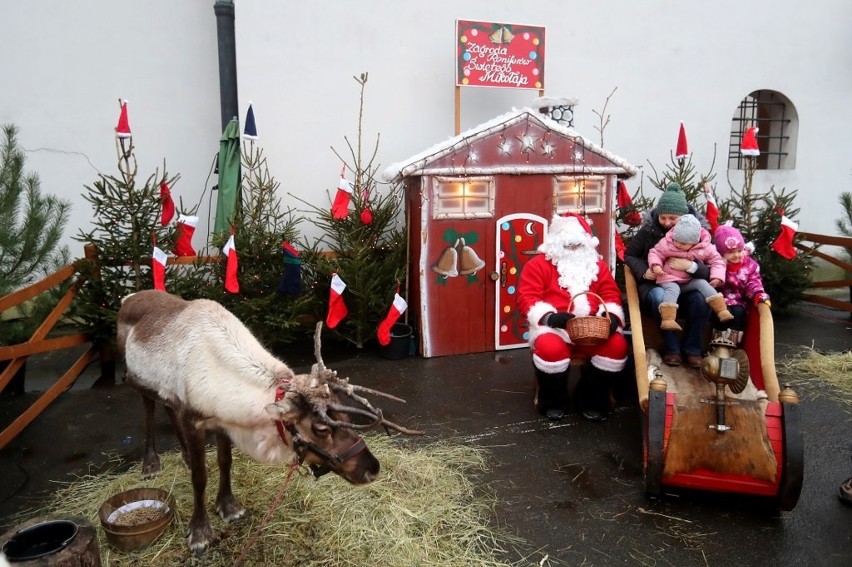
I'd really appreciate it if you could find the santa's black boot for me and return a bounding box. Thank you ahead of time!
[534,368,568,420]
[574,365,613,422]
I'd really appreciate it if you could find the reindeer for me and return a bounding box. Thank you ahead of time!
[116,290,421,553]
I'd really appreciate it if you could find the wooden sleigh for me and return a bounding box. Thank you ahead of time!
[624,270,803,511]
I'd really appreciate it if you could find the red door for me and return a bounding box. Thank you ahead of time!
[495,213,548,350]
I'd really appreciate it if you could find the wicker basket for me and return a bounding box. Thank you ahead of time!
[566,291,611,346]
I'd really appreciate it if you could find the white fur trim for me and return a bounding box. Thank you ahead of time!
[590,354,627,372]
[527,301,556,329]
[532,353,570,373]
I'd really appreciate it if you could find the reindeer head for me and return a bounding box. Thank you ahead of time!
[264,324,423,484]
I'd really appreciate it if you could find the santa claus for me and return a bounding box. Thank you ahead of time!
[517,213,628,420]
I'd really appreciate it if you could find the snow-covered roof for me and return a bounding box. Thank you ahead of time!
[382,107,638,181]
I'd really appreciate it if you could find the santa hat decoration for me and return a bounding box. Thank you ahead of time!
[771,212,798,260]
[617,181,641,226]
[741,126,760,156]
[243,102,258,140]
[151,245,168,291]
[115,100,132,139]
[377,292,408,346]
[675,121,689,161]
[331,171,354,220]
[222,232,240,294]
[326,273,348,329]
[173,214,199,257]
[160,181,175,226]
[703,183,719,233]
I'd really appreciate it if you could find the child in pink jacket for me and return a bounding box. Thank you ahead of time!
[713,223,771,344]
[648,214,733,331]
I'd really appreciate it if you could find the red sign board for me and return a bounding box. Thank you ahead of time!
[456,20,545,90]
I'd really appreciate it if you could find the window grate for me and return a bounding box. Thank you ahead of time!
[728,90,795,171]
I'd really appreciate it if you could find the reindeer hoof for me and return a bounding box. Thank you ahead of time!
[188,522,213,554]
[141,454,162,479]
[217,497,246,522]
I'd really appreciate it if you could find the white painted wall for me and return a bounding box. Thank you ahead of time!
[2,0,850,257]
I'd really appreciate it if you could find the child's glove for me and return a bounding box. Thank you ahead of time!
[754,293,771,308]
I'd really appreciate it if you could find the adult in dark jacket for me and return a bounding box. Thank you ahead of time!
[623,183,713,368]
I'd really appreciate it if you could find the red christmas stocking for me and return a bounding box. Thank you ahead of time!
[331,177,353,220]
[326,273,348,329]
[152,246,167,291]
[704,185,719,233]
[174,214,198,256]
[377,293,408,346]
[160,181,175,226]
[772,215,798,259]
[222,234,239,294]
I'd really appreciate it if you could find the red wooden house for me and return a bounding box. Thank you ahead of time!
[383,106,638,357]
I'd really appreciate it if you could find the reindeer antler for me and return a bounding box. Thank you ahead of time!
[313,321,326,371]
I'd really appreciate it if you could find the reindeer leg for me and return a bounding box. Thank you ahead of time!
[215,430,246,522]
[140,394,161,479]
[164,404,192,468]
[183,419,213,554]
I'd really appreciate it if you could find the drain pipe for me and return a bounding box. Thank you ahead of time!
[214,0,239,130]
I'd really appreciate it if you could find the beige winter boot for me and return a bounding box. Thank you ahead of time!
[707,293,734,322]
[659,302,682,331]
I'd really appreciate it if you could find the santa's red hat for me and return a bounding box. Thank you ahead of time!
[741,126,760,156]
[540,213,599,251]
[675,121,688,160]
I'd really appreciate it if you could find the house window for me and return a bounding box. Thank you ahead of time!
[432,177,495,219]
[553,176,605,214]
[728,90,798,170]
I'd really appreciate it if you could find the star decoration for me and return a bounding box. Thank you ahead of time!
[517,134,536,153]
[574,149,585,161]
[498,138,513,156]
[466,149,479,163]
[541,141,556,158]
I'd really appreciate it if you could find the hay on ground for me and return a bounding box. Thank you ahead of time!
[26,435,525,567]
[778,348,852,411]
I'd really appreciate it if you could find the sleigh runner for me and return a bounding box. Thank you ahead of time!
[624,270,803,511]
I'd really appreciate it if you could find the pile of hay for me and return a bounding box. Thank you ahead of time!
[779,348,852,411]
[32,436,524,566]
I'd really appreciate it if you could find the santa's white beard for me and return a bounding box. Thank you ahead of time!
[548,246,600,295]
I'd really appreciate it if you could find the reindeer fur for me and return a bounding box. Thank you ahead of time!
[116,290,381,553]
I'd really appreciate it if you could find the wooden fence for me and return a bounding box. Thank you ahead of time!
[0,245,220,450]
[795,232,852,314]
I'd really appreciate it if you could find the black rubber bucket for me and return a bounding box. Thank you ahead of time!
[380,323,413,360]
[2,520,78,561]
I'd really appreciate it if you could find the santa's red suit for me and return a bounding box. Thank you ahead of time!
[517,217,628,376]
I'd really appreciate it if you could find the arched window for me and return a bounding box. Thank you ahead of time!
[728,90,798,170]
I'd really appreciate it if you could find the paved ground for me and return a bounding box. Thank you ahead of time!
[1,303,850,566]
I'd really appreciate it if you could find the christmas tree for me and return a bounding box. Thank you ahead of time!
[713,154,812,312]
[0,124,71,297]
[201,130,311,347]
[74,126,202,345]
[0,124,71,350]
[298,73,406,348]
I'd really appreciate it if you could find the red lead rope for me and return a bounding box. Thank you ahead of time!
[233,461,300,567]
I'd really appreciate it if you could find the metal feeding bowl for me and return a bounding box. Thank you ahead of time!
[98,487,175,552]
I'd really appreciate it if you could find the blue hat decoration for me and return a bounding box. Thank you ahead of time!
[243,102,258,140]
